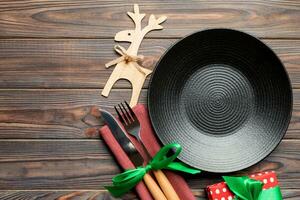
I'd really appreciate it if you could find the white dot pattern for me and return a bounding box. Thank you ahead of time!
[208,171,277,200]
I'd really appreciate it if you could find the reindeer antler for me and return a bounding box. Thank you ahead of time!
[127,4,145,31]
[142,14,167,35]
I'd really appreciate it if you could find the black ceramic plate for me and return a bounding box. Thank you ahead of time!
[148,29,292,173]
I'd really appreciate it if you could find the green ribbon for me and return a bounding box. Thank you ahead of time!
[106,143,201,197]
[223,176,283,200]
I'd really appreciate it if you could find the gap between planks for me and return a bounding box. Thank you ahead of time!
[0,88,299,91]
[0,190,108,192]
[0,139,297,142]
[0,37,300,40]
[0,189,298,191]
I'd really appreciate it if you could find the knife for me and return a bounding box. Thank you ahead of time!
[100,109,167,200]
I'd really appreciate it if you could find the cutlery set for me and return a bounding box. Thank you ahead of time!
[101,101,180,200]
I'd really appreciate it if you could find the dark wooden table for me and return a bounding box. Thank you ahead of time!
[0,1,299,199]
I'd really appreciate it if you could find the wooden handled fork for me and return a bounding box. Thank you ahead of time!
[115,101,180,200]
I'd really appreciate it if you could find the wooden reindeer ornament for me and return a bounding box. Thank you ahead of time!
[102,4,167,107]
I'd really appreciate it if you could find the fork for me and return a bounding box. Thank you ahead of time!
[115,101,180,200]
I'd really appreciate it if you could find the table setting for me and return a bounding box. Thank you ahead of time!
[0,1,299,200]
[98,4,292,200]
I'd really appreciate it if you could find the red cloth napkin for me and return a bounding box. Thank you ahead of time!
[99,104,195,200]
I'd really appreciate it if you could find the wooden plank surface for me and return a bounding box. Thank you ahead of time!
[0,0,299,199]
[0,88,300,139]
[0,191,136,200]
[0,39,299,89]
[0,140,299,190]
[0,0,299,38]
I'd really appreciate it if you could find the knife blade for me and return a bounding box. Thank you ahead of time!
[100,109,143,166]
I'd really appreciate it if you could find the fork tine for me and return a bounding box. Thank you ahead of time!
[114,106,125,124]
[120,102,133,123]
[118,104,128,124]
[123,101,135,122]
[125,101,138,121]
[118,104,130,125]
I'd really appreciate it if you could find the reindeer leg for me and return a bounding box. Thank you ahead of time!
[101,68,121,97]
[129,76,145,107]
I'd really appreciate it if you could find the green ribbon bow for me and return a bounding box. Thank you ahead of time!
[223,176,283,200]
[106,143,201,197]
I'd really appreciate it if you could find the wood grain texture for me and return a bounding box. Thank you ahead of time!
[0,190,136,200]
[0,39,299,89]
[0,140,298,190]
[0,89,140,139]
[0,88,299,139]
[0,0,299,38]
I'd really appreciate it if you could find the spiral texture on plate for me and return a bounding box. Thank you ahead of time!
[148,29,292,172]
[183,64,254,136]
